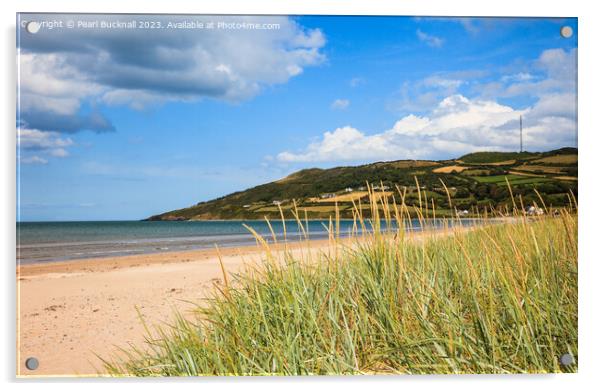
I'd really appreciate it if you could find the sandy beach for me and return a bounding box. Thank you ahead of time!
[16,225,475,377]
[17,238,342,377]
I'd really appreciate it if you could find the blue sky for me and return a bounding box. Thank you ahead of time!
[17,15,577,221]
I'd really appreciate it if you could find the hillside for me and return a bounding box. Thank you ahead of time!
[147,148,577,221]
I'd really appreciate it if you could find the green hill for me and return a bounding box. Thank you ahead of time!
[147,148,577,221]
[458,151,538,164]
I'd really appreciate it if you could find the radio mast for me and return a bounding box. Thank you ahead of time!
[519,115,523,152]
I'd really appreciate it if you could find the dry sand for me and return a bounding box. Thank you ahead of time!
[17,239,339,377]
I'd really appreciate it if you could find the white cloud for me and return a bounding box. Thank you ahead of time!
[382,47,575,159]
[18,14,326,163]
[277,93,574,164]
[331,99,350,110]
[390,73,467,113]
[416,29,444,48]
[19,52,103,116]
[17,128,74,160]
[277,126,398,163]
[529,92,576,120]
[538,48,575,79]
[20,16,326,114]
[478,48,576,100]
[18,15,327,165]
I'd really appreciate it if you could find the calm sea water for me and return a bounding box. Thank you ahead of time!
[16,219,480,264]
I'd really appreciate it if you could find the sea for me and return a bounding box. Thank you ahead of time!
[16,219,481,264]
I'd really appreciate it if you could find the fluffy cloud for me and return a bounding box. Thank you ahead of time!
[333,47,577,164]
[477,48,576,100]
[20,108,115,134]
[331,99,350,110]
[392,48,575,117]
[18,51,114,134]
[389,71,478,114]
[18,14,326,162]
[277,92,575,163]
[19,52,102,115]
[277,126,398,163]
[17,128,74,163]
[19,15,325,116]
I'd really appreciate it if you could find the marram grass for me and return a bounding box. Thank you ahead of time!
[103,185,578,376]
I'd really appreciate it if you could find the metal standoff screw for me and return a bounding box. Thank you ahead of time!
[26,21,40,34]
[25,357,39,370]
[559,353,574,367]
[560,26,573,38]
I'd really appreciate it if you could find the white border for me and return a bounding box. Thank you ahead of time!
[3,0,601,390]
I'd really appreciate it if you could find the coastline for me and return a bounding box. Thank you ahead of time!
[17,237,348,376]
[17,217,490,265]
[17,238,331,278]
[17,226,472,376]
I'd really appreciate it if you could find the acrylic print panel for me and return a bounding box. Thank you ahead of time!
[16,13,578,377]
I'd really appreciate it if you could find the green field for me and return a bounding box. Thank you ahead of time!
[473,174,550,185]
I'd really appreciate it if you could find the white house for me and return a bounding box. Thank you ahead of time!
[527,206,544,216]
